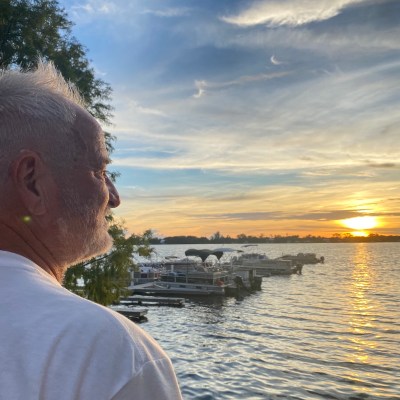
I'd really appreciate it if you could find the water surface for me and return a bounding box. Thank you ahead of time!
[139,243,400,399]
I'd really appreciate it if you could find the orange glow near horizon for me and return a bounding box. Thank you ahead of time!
[115,204,400,238]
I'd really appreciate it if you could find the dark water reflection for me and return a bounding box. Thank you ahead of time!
[139,243,400,399]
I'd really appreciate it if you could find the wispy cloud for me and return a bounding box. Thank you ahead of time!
[206,209,376,222]
[71,0,117,17]
[113,96,167,122]
[193,80,207,99]
[141,7,190,18]
[130,60,393,174]
[133,103,166,117]
[220,0,365,27]
[192,71,291,98]
[364,161,397,168]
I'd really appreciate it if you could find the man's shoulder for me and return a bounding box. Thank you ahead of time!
[50,293,181,400]
[53,290,167,363]
[53,289,140,337]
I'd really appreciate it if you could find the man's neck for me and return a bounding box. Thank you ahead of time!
[0,221,64,282]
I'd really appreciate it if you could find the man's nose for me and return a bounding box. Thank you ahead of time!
[106,177,121,208]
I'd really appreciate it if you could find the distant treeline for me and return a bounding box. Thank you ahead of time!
[149,232,400,245]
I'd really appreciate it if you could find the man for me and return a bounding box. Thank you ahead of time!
[0,62,183,399]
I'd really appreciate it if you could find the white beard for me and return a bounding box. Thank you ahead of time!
[56,186,113,266]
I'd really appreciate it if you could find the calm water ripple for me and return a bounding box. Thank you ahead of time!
[138,243,400,399]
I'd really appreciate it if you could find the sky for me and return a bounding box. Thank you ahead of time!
[60,0,400,238]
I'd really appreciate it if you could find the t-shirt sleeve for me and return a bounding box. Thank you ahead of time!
[111,357,183,400]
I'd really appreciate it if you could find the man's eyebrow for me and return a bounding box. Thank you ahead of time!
[98,155,111,165]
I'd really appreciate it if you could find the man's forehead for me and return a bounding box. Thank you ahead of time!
[88,137,110,166]
[73,107,110,164]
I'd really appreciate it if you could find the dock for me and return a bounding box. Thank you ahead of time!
[120,295,185,307]
[108,305,149,321]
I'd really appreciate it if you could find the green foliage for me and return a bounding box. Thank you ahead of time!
[64,227,154,306]
[0,0,112,124]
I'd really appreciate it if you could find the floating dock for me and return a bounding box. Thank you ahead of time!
[120,295,185,307]
[108,305,149,321]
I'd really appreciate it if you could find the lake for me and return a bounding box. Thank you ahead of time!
[137,243,400,400]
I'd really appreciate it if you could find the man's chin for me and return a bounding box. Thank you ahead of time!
[87,232,114,258]
[69,232,113,266]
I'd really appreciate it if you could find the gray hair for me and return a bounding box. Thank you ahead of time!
[0,61,87,182]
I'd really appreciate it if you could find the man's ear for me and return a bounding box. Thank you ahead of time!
[10,150,48,216]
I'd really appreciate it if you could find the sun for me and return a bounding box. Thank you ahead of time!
[341,216,378,230]
[338,216,379,237]
[351,231,369,237]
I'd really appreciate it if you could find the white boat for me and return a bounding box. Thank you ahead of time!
[231,252,302,276]
[129,256,200,286]
[130,264,163,285]
[131,269,229,296]
[279,253,324,265]
[130,248,262,296]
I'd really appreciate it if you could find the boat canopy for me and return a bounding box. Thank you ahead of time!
[213,247,243,253]
[184,249,224,261]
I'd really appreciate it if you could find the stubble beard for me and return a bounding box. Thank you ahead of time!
[56,187,113,267]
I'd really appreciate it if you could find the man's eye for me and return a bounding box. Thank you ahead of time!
[96,170,110,179]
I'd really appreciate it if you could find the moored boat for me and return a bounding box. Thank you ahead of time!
[131,272,228,296]
[130,248,262,297]
[231,251,302,276]
[234,258,302,276]
[279,253,324,265]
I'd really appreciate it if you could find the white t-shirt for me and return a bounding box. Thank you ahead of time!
[0,251,183,400]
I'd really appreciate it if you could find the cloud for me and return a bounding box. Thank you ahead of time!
[202,209,370,221]
[192,70,291,98]
[193,80,207,98]
[71,1,117,16]
[220,0,365,27]
[141,7,190,18]
[364,161,397,168]
[201,209,400,223]
[114,97,167,119]
[134,103,166,117]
